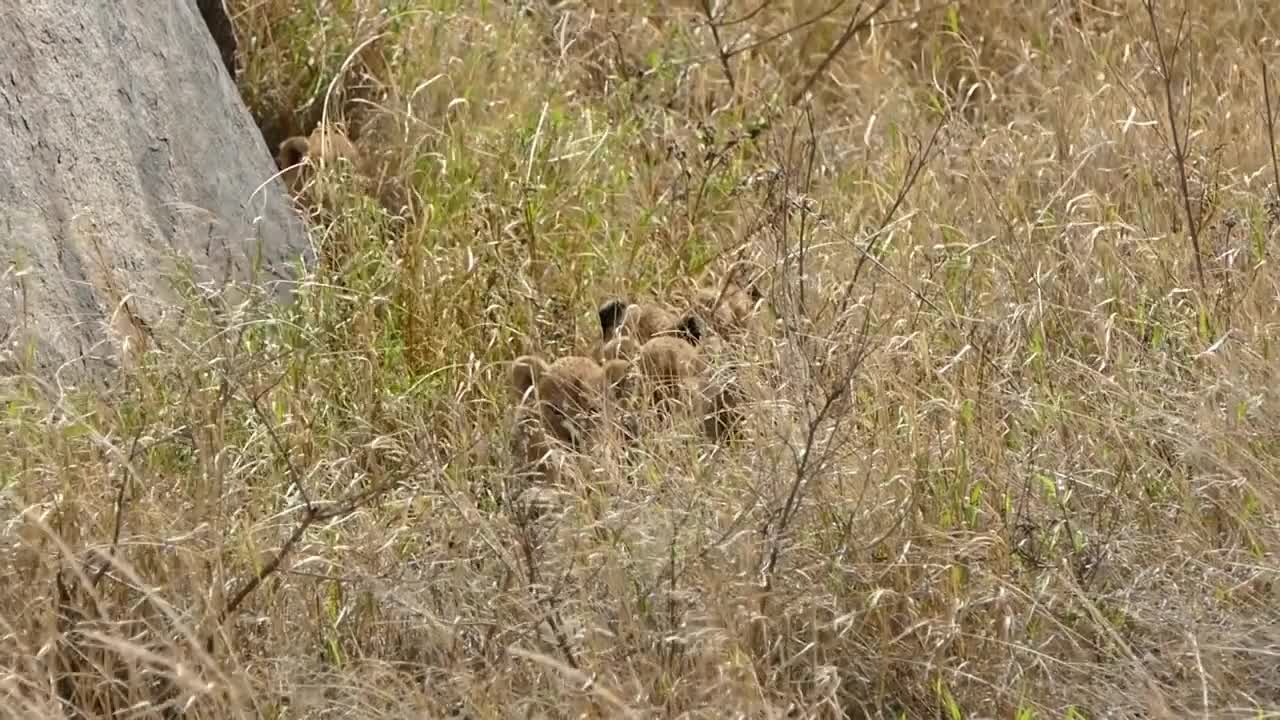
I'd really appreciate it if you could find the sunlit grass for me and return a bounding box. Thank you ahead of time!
[3,1,1280,717]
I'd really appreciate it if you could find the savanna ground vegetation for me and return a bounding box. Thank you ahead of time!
[4,0,1280,717]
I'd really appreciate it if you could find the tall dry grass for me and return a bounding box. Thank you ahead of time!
[3,0,1280,717]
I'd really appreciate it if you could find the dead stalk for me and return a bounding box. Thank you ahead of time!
[1143,0,1208,291]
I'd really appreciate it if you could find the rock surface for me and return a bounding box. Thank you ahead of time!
[0,0,308,385]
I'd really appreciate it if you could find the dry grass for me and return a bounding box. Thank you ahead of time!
[4,0,1280,717]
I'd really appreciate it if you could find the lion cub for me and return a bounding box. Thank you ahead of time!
[275,122,364,192]
[597,298,679,346]
[599,315,703,402]
[597,315,743,441]
[685,265,763,339]
[599,264,763,352]
[511,354,631,451]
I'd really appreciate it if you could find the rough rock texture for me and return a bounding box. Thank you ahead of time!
[0,0,308,386]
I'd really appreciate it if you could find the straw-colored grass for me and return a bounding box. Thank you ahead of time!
[3,1,1280,717]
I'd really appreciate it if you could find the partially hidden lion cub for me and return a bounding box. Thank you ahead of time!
[596,298,679,346]
[684,262,764,340]
[598,314,744,442]
[275,122,364,193]
[510,354,632,482]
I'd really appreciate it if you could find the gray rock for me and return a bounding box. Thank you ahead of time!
[0,0,309,386]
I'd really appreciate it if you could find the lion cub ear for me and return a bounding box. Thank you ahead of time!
[674,313,703,346]
[276,136,311,171]
[511,355,549,401]
[598,298,629,341]
[602,358,633,394]
[599,336,642,362]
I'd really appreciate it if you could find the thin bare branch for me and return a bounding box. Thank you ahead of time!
[209,464,412,647]
[723,0,849,61]
[90,431,142,588]
[791,0,892,105]
[717,0,774,27]
[831,108,949,326]
[700,0,738,94]
[1144,0,1207,291]
[1263,53,1280,205]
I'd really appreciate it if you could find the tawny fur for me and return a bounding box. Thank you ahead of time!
[510,400,558,483]
[599,316,719,422]
[625,315,746,442]
[598,299,679,344]
[597,335,641,364]
[688,279,759,338]
[677,260,765,340]
[512,354,630,451]
[698,366,746,443]
[275,123,363,191]
[635,336,707,406]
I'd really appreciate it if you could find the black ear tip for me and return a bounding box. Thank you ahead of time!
[676,313,703,345]
[598,298,628,338]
